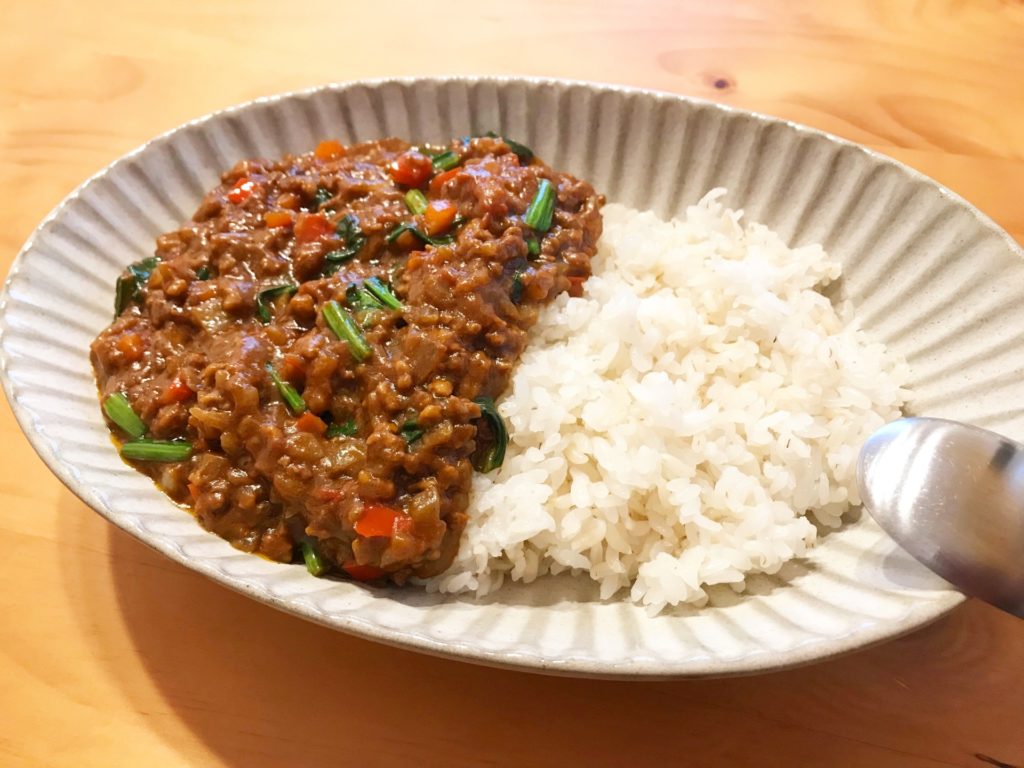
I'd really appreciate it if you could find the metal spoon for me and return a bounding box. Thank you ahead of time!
[857,417,1024,618]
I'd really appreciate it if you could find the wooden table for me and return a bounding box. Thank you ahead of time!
[2,2,1022,766]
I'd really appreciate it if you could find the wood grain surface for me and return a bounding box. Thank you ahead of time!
[1,1,1022,766]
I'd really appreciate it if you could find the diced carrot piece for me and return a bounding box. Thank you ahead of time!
[394,230,418,250]
[277,192,300,210]
[342,563,385,581]
[429,166,462,194]
[314,139,345,161]
[314,488,344,502]
[158,375,193,405]
[354,503,402,538]
[295,411,327,436]
[279,354,305,382]
[294,212,333,243]
[227,177,255,204]
[115,333,145,362]
[264,210,293,228]
[567,275,587,297]
[388,151,433,187]
[423,199,458,236]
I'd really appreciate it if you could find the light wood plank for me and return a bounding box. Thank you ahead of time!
[2,1,1022,765]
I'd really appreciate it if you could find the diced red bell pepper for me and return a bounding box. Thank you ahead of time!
[354,503,403,538]
[158,375,193,405]
[388,151,432,188]
[343,563,385,581]
[227,177,255,204]
[294,212,333,243]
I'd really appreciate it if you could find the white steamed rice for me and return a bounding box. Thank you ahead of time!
[426,190,909,613]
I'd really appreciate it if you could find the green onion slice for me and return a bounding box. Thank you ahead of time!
[431,150,460,171]
[322,215,366,274]
[300,539,328,576]
[363,277,403,310]
[266,363,306,414]
[526,237,541,257]
[524,179,556,233]
[102,392,147,439]
[346,284,385,311]
[503,137,534,163]
[256,284,298,323]
[325,418,358,438]
[404,189,428,215]
[472,397,508,473]
[323,300,372,362]
[196,266,211,280]
[399,419,425,444]
[386,222,456,247]
[120,439,193,462]
[114,256,159,316]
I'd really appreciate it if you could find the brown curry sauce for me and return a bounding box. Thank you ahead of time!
[91,135,603,582]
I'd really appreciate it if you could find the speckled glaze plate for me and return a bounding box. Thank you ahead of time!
[5,77,1019,678]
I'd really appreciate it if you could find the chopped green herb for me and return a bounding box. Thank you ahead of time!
[300,539,328,576]
[472,397,508,473]
[325,418,358,438]
[114,256,159,316]
[510,269,526,304]
[526,237,540,257]
[404,189,428,215]
[265,363,306,414]
[346,283,386,312]
[431,150,460,171]
[313,187,334,210]
[102,392,147,439]
[256,284,298,323]
[399,419,425,444]
[364,277,403,310]
[462,132,532,163]
[322,214,367,273]
[114,277,135,316]
[503,137,534,163]
[323,300,372,362]
[196,266,211,280]
[387,222,456,247]
[120,439,193,462]
[524,179,555,233]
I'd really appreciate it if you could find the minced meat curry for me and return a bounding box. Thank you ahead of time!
[91,134,603,582]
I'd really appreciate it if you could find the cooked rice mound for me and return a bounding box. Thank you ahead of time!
[426,190,908,612]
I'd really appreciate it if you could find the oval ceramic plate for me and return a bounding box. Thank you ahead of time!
[3,77,1019,678]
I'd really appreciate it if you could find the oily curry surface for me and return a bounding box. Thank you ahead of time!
[91,135,604,581]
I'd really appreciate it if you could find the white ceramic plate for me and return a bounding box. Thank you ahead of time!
[4,77,1021,678]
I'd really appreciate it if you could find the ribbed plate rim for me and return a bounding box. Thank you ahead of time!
[1,76,997,679]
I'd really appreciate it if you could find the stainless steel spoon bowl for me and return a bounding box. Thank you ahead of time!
[858,417,1024,618]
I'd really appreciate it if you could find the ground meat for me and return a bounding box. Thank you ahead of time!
[90,134,604,583]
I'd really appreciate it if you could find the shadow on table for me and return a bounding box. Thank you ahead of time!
[56,489,1019,768]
